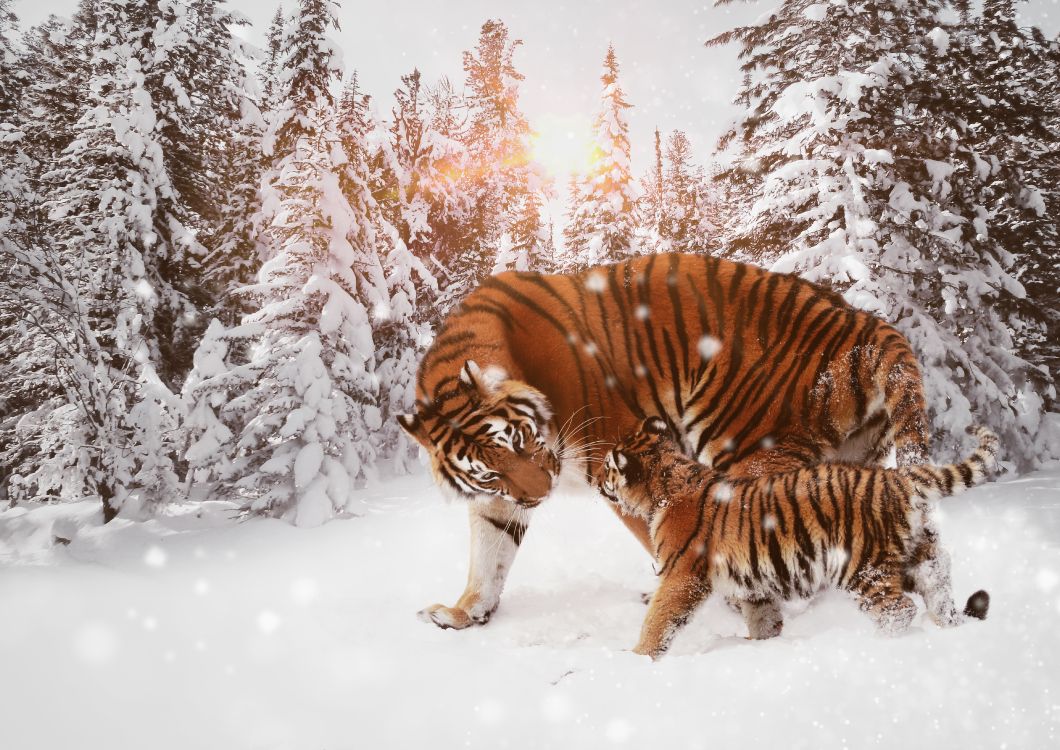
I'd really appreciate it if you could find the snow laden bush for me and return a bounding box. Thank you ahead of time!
[712,0,1056,468]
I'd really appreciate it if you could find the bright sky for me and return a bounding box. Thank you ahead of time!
[13,0,1060,182]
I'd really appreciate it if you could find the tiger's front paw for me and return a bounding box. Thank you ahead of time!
[417,603,474,629]
[417,602,496,630]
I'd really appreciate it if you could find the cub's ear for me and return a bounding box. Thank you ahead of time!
[641,416,669,435]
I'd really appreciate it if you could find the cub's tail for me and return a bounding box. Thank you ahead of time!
[899,426,998,499]
[963,589,990,620]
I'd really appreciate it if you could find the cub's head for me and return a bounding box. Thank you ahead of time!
[398,361,560,508]
[598,416,672,519]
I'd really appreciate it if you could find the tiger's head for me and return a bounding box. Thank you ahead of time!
[599,416,672,520]
[398,360,561,508]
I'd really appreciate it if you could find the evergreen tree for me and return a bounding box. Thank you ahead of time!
[637,127,669,254]
[17,14,88,186]
[181,319,236,488]
[712,0,1051,467]
[493,187,551,273]
[3,0,189,515]
[951,0,1060,395]
[562,45,637,271]
[202,0,431,521]
[191,0,266,327]
[449,20,533,299]
[0,0,22,116]
[661,130,705,254]
[260,5,286,111]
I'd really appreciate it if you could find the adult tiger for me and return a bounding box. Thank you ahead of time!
[398,253,931,635]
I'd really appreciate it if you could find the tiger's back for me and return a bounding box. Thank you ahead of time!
[424,253,929,481]
[404,253,934,634]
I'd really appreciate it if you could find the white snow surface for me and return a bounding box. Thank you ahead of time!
[2,470,1059,749]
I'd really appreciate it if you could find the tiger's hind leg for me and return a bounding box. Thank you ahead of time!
[881,358,931,467]
[901,522,987,627]
[849,565,917,635]
[903,527,958,627]
[719,596,783,639]
[738,597,784,640]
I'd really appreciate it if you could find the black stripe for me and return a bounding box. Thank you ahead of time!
[486,515,527,546]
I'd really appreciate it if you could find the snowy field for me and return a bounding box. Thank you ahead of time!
[2,470,1059,750]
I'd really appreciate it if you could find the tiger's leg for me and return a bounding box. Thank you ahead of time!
[903,524,961,628]
[882,359,931,467]
[634,573,711,659]
[717,438,818,639]
[418,498,529,630]
[849,566,917,635]
[739,597,784,640]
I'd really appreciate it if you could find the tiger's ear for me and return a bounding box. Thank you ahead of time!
[397,413,428,444]
[458,360,492,399]
[641,416,669,435]
[614,451,629,471]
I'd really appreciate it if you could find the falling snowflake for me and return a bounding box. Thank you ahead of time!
[476,698,506,725]
[73,622,117,664]
[827,547,849,568]
[698,335,722,359]
[763,514,777,530]
[1036,569,1058,592]
[258,610,281,634]
[540,693,572,722]
[291,577,320,605]
[714,482,733,502]
[635,304,650,320]
[585,272,607,292]
[144,545,167,567]
[606,717,633,743]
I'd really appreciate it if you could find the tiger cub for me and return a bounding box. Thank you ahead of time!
[598,417,996,659]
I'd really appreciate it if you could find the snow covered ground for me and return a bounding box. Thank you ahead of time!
[2,470,1059,750]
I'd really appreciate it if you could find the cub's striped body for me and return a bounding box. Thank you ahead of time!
[399,253,933,632]
[599,418,996,659]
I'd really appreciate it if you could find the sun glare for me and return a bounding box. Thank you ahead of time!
[530,114,598,178]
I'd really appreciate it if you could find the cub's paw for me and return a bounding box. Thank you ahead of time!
[631,643,661,661]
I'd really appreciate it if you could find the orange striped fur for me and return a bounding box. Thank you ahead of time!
[399,253,934,632]
[599,418,997,658]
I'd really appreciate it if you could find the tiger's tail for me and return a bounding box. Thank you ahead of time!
[899,426,998,499]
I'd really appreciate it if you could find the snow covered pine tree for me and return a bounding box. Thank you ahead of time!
[562,45,638,271]
[711,0,1055,467]
[196,0,432,524]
